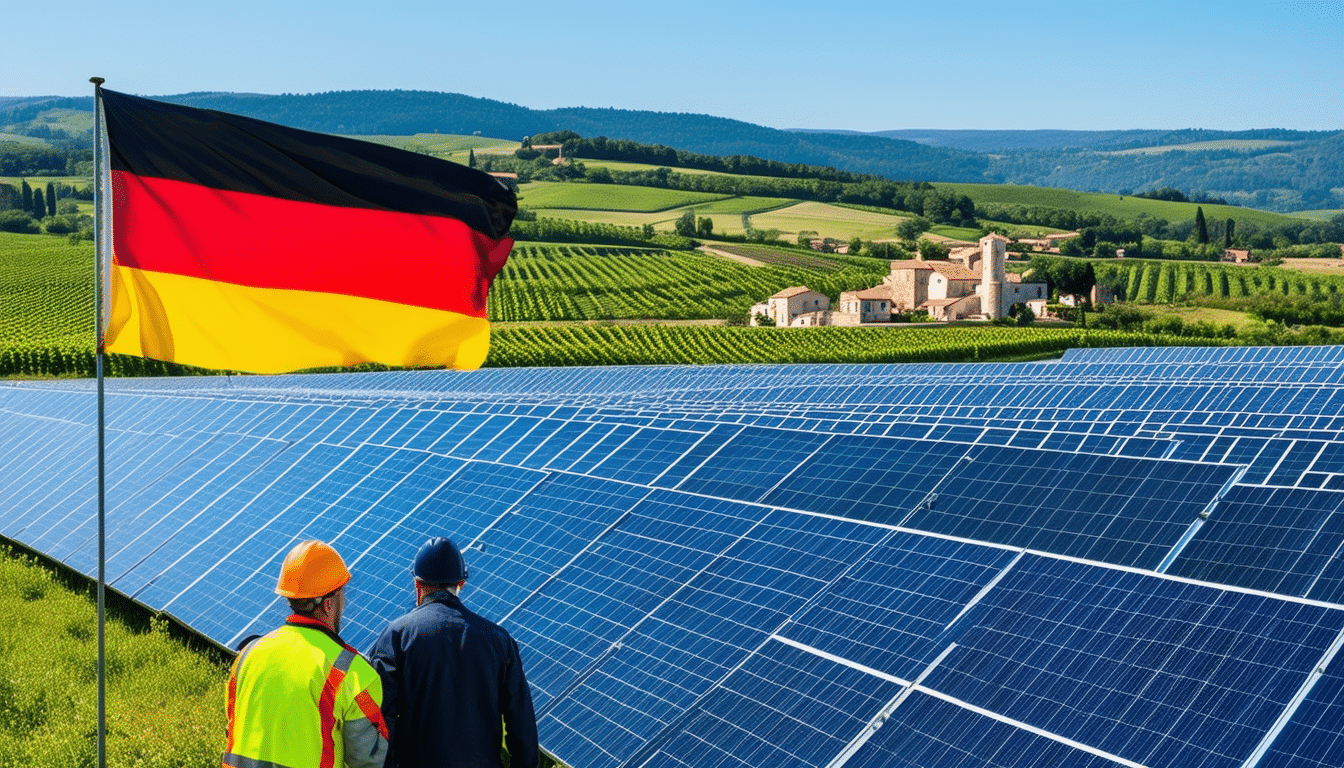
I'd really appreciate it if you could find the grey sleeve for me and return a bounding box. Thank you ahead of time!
[344,715,389,768]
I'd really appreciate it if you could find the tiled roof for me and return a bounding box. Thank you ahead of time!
[929,262,979,281]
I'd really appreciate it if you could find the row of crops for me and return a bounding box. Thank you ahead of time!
[487,243,888,321]
[0,233,94,348]
[1,230,1335,378]
[1095,259,1344,303]
[482,324,1228,367]
[0,326,1223,377]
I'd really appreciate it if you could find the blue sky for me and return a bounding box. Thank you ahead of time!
[3,0,1341,132]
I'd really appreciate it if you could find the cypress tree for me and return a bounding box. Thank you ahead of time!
[468,149,476,168]
[21,180,32,211]
[1225,218,1235,248]
[1195,207,1208,244]
[32,187,45,219]
[46,182,56,217]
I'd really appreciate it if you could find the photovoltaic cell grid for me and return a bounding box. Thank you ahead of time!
[5,345,1344,767]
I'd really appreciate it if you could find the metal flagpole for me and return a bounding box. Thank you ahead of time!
[89,75,108,768]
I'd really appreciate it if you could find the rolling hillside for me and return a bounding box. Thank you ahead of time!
[3,91,1341,211]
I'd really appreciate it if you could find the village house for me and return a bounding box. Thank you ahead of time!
[749,286,830,327]
[837,286,894,323]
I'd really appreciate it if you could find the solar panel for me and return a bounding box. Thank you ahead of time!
[6,345,1344,767]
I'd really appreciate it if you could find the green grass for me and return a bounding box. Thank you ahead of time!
[0,132,48,145]
[350,133,519,163]
[0,545,227,768]
[1293,209,1344,221]
[524,190,795,232]
[1,108,93,138]
[1145,304,1254,330]
[520,181,731,212]
[928,225,983,241]
[578,159,723,175]
[746,201,904,241]
[936,182,1301,228]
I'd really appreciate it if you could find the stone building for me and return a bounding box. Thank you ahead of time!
[749,286,830,327]
[747,234,1048,326]
[885,234,1047,321]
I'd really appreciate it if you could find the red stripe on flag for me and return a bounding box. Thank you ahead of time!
[112,170,511,317]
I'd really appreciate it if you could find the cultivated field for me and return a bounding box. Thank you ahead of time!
[490,243,887,321]
[351,133,518,162]
[519,181,731,212]
[483,323,1227,367]
[936,183,1299,228]
[747,200,906,241]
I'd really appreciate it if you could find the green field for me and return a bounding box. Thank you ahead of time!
[525,190,796,232]
[0,232,93,347]
[936,183,1301,228]
[483,323,1229,367]
[1093,258,1344,304]
[0,545,226,768]
[351,133,518,163]
[520,181,731,212]
[524,189,902,241]
[579,159,723,175]
[491,243,887,321]
[1,108,93,137]
[747,201,906,241]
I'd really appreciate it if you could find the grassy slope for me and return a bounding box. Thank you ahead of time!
[522,182,905,240]
[520,181,731,211]
[936,182,1299,228]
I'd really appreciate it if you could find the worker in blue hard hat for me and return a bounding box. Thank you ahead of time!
[367,536,539,768]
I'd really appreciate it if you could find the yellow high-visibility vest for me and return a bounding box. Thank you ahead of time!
[224,615,387,768]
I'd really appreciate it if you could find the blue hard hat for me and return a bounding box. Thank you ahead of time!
[413,537,469,583]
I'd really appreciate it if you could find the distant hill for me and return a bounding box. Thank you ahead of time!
[3,91,1341,212]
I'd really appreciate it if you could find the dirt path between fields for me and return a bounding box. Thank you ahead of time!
[698,245,766,267]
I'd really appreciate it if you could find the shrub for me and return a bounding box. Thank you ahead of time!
[0,210,39,234]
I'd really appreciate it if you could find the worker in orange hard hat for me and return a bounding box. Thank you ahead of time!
[224,540,389,768]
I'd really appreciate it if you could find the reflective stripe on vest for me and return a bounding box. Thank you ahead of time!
[222,753,292,768]
[319,648,357,768]
[224,640,261,757]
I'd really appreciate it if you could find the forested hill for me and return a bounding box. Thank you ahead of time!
[0,91,988,184]
[3,90,1342,211]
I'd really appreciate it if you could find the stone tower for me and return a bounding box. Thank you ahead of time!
[980,234,1007,319]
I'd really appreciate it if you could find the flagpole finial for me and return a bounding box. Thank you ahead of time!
[90,77,105,86]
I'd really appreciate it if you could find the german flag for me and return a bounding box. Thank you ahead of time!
[98,88,516,374]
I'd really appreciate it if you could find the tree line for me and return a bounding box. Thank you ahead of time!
[0,180,92,236]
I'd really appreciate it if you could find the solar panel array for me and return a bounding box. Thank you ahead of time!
[4,345,1344,767]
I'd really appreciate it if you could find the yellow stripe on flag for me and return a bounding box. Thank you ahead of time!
[106,265,491,373]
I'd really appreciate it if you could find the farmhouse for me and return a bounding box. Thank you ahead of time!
[748,286,830,327]
[837,286,893,323]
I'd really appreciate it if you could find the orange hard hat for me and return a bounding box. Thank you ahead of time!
[275,540,351,598]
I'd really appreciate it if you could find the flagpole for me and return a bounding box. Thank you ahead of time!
[89,75,108,768]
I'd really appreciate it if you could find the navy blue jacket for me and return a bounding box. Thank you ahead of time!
[368,590,539,768]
